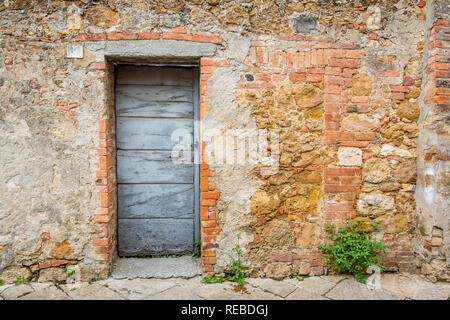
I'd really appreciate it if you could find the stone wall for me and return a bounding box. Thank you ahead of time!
[0,0,448,283]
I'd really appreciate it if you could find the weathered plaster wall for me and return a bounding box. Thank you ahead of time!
[415,0,450,282]
[0,0,448,282]
[0,39,105,282]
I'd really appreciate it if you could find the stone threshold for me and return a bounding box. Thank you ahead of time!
[111,255,201,280]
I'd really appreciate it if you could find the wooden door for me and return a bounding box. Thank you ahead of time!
[115,65,199,256]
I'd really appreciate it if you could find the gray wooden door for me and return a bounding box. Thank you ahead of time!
[116,65,199,257]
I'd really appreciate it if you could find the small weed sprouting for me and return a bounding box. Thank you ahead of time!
[290,273,305,281]
[62,266,76,277]
[14,278,29,286]
[319,220,386,283]
[229,233,247,287]
[192,240,201,259]
[201,233,248,289]
[87,277,98,284]
[201,274,227,284]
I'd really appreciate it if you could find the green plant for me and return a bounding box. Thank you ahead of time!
[62,266,76,277]
[201,274,227,284]
[290,273,304,281]
[229,233,247,287]
[192,240,201,258]
[14,278,29,286]
[0,279,3,286]
[319,220,386,283]
[87,277,98,284]
[201,234,248,288]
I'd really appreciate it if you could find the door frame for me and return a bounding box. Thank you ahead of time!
[113,63,201,254]
[193,68,200,242]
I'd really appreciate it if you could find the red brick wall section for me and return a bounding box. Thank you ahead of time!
[237,37,367,277]
[236,33,420,277]
[199,57,231,274]
[306,43,365,276]
[424,19,450,133]
[94,118,116,263]
[75,28,222,45]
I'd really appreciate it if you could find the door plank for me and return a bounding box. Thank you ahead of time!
[118,184,194,219]
[117,150,194,184]
[116,100,194,118]
[116,85,193,103]
[116,117,193,150]
[118,219,194,256]
[117,66,194,86]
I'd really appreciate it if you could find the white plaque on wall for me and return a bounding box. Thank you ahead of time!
[66,45,84,59]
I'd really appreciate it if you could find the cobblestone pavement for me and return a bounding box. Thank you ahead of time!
[1,273,449,300]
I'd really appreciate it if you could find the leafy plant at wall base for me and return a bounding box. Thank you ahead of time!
[229,233,247,287]
[87,278,98,284]
[290,273,304,281]
[192,240,201,258]
[201,274,227,284]
[62,266,76,277]
[319,220,386,283]
[201,234,248,288]
[14,278,29,286]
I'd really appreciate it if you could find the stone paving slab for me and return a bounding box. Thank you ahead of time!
[380,274,421,299]
[325,279,402,300]
[30,283,54,291]
[1,273,449,300]
[98,278,178,300]
[111,256,202,279]
[1,284,33,300]
[286,287,329,300]
[380,273,450,300]
[63,283,125,300]
[320,275,350,283]
[411,281,450,300]
[145,286,202,300]
[193,282,282,300]
[0,284,12,295]
[246,278,297,297]
[17,286,69,300]
[297,277,336,295]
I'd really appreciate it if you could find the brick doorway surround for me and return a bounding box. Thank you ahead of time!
[80,29,228,276]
